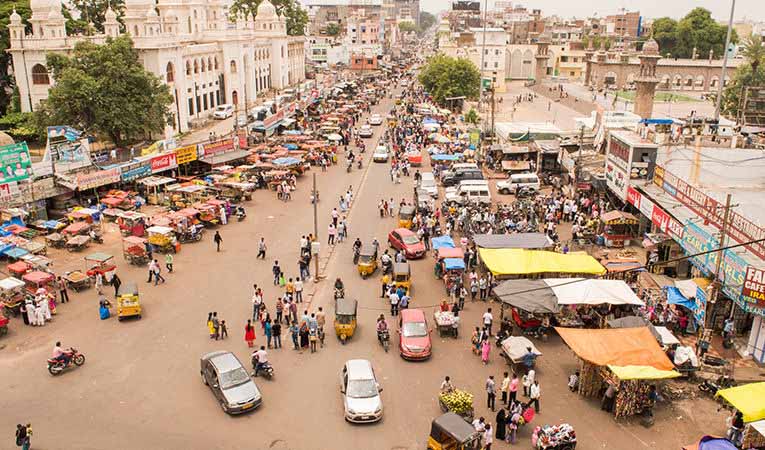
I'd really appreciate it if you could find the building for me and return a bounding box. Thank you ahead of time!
[306,36,349,66]
[7,0,305,134]
[605,10,641,37]
[440,27,511,92]
[391,0,419,24]
[549,43,586,80]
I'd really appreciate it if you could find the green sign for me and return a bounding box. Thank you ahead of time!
[482,78,492,89]
[0,142,33,184]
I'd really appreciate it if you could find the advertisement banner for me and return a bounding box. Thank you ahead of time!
[605,160,628,201]
[121,162,152,182]
[175,145,199,165]
[203,139,234,157]
[743,267,765,305]
[626,186,683,239]
[0,182,20,204]
[151,153,178,173]
[0,142,33,183]
[694,285,707,325]
[76,168,121,190]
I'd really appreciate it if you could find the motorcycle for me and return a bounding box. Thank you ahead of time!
[494,328,511,347]
[346,161,353,173]
[179,225,204,243]
[378,329,390,353]
[236,207,247,222]
[251,356,274,379]
[353,247,360,264]
[357,158,362,169]
[381,259,392,275]
[47,348,85,376]
[699,375,734,396]
[89,232,104,244]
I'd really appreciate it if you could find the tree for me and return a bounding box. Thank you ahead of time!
[0,0,32,114]
[652,17,678,57]
[398,21,418,34]
[674,8,736,59]
[465,108,479,125]
[35,35,172,145]
[325,22,340,36]
[740,34,765,73]
[230,0,308,36]
[721,34,765,119]
[419,11,436,32]
[418,54,480,106]
[67,0,124,33]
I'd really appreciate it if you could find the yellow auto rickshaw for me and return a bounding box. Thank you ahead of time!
[427,412,482,450]
[393,262,411,293]
[357,243,378,278]
[398,205,416,229]
[116,282,142,321]
[334,297,357,344]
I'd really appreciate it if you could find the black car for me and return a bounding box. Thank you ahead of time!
[441,169,484,187]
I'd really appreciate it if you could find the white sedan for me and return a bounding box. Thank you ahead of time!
[369,114,383,126]
[373,145,389,162]
[358,125,374,138]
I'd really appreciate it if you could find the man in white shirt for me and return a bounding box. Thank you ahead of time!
[252,346,268,376]
[529,380,541,413]
[482,308,494,336]
[389,290,400,316]
[294,278,304,303]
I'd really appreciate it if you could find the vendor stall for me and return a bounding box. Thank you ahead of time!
[601,211,639,248]
[139,176,176,205]
[479,248,606,279]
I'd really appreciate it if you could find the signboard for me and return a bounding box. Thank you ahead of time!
[607,135,630,169]
[203,139,234,157]
[0,142,33,183]
[739,86,765,127]
[605,160,628,201]
[121,161,152,182]
[694,285,707,325]
[626,186,683,239]
[452,0,480,11]
[175,145,199,165]
[0,182,20,204]
[151,153,178,173]
[76,168,121,190]
[743,267,765,305]
[263,110,286,129]
[44,126,91,172]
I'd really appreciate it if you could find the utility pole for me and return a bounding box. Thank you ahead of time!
[490,85,496,141]
[575,125,584,185]
[478,0,489,114]
[714,0,736,122]
[312,172,320,283]
[701,193,733,350]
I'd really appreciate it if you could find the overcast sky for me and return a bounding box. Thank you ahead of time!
[419,0,765,22]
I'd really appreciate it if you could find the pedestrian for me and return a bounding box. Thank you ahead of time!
[327,223,336,245]
[207,312,215,339]
[486,375,496,411]
[111,273,121,298]
[294,277,303,303]
[147,259,155,283]
[568,371,580,392]
[95,272,103,294]
[265,318,273,348]
[500,372,510,405]
[152,259,166,285]
[257,237,267,259]
[528,380,541,413]
[381,273,390,298]
[15,424,28,449]
[220,320,228,339]
[495,407,507,441]
[212,312,220,340]
[165,253,173,273]
[522,369,534,397]
[483,424,493,450]
[275,298,284,324]
[245,319,256,347]
[213,231,222,252]
[479,276,488,300]
[272,321,282,349]
[481,339,491,364]
[509,372,519,404]
[471,326,481,355]
[57,276,69,303]
[389,289,399,316]
[289,320,299,350]
[272,261,282,285]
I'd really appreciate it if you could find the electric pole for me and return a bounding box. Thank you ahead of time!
[312,172,320,283]
[714,0,736,122]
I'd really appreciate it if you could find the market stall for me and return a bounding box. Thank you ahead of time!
[601,211,639,248]
[478,248,606,279]
[139,176,176,205]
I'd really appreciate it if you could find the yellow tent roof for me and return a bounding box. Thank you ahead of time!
[608,365,681,380]
[479,248,606,276]
[716,382,765,422]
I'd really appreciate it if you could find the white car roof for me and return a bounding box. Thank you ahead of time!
[345,359,374,380]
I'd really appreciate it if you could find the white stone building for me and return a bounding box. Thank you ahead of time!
[7,0,306,133]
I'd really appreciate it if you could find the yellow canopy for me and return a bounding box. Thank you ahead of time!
[716,382,765,422]
[608,365,681,380]
[479,248,606,276]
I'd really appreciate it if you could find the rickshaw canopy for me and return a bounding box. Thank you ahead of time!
[85,252,114,263]
[117,282,139,297]
[430,412,480,444]
[0,277,25,291]
[359,243,377,257]
[123,236,147,246]
[335,298,358,316]
[444,258,465,271]
[147,226,173,235]
[437,247,464,260]
[23,271,54,284]
[399,205,416,218]
[393,262,410,277]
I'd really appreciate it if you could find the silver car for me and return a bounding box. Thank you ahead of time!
[341,359,383,423]
[200,351,262,414]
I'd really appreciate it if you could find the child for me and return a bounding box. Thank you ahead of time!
[220,320,228,339]
[568,371,579,392]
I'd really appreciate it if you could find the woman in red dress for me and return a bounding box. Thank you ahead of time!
[245,319,256,347]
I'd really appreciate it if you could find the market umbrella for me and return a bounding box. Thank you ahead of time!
[435,135,451,144]
[325,133,343,141]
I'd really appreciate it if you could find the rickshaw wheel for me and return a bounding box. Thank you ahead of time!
[340,335,346,345]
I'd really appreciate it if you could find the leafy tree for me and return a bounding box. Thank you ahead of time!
[63,5,94,36]
[740,34,765,73]
[419,11,436,32]
[652,17,678,56]
[419,54,480,106]
[230,0,308,36]
[721,34,765,119]
[325,22,340,36]
[0,0,32,114]
[465,108,479,125]
[674,8,736,59]
[398,21,418,34]
[67,0,124,33]
[35,35,172,145]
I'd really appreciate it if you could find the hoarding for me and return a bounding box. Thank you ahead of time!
[0,142,33,183]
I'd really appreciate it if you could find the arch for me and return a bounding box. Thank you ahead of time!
[522,49,534,79]
[694,75,705,90]
[604,71,617,87]
[194,59,199,74]
[31,64,49,85]
[193,9,198,19]
[684,75,694,89]
[673,74,683,87]
[166,62,175,83]
[214,57,219,70]
[660,74,671,89]
[186,60,191,76]
[133,25,139,36]
[710,76,719,88]
[230,60,237,73]
[232,90,238,105]
[208,57,213,72]
[201,58,206,72]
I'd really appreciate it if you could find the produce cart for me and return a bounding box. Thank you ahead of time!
[438,389,474,421]
[434,311,458,338]
[22,271,55,295]
[62,221,91,236]
[45,232,66,248]
[7,261,31,278]
[63,271,91,292]
[123,236,149,266]
[19,240,46,255]
[501,336,542,373]
[147,226,177,253]
[532,423,576,450]
[0,277,27,317]
[84,252,116,283]
[20,254,52,272]
[66,235,90,252]
[0,312,8,336]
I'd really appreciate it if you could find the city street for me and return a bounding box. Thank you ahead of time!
[1,86,727,450]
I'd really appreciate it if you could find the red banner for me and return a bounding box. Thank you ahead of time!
[150,153,178,173]
[203,139,234,156]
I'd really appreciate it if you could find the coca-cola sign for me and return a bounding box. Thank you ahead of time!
[151,153,178,173]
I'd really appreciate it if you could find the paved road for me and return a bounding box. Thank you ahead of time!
[0,86,725,449]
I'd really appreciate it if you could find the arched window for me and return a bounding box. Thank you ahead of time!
[214,57,219,70]
[208,57,213,72]
[194,59,199,74]
[230,60,237,73]
[31,64,49,85]
[166,62,175,83]
[201,59,206,72]
[133,25,139,36]
[186,61,191,76]
[194,9,198,19]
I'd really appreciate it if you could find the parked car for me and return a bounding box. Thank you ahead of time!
[398,309,432,360]
[213,104,234,119]
[496,172,541,195]
[200,351,262,414]
[369,114,383,125]
[373,145,390,163]
[236,114,248,128]
[441,169,484,187]
[358,125,374,138]
[340,359,383,423]
[388,228,425,259]
[418,172,438,198]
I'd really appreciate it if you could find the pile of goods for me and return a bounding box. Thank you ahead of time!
[439,389,473,414]
[532,423,576,449]
[434,311,455,325]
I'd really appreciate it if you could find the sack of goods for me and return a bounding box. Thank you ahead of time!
[439,389,473,414]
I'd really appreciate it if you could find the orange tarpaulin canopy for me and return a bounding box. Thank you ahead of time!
[555,327,675,371]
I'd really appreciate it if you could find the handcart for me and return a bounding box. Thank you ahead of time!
[0,312,8,336]
[66,235,90,252]
[19,240,47,256]
[22,271,56,295]
[123,236,149,266]
[0,277,28,317]
[63,271,92,292]
[7,261,31,279]
[84,252,116,283]
[434,310,458,338]
[147,226,177,253]
[45,232,66,248]
[500,336,542,373]
[438,389,474,421]
[532,423,576,450]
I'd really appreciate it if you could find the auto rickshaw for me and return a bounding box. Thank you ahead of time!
[0,277,28,317]
[398,205,416,229]
[116,282,142,320]
[357,243,378,278]
[334,297,357,344]
[427,412,482,450]
[393,262,411,293]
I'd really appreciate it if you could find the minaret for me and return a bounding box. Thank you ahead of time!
[584,42,595,85]
[8,9,25,43]
[104,6,120,37]
[634,38,661,119]
[534,34,550,82]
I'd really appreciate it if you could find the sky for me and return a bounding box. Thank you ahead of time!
[419,0,765,22]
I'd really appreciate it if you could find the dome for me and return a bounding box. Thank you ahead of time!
[164,9,178,21]
[47,6,64,20]
[10,9,22,23]
[643,39,660,55]
[0,132,14,147]
[30,0,55,14]
[124,0,154,11]
[256,0,276,19]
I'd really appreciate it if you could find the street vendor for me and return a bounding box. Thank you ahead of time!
[440,376,455,394]
[439,299,450,312]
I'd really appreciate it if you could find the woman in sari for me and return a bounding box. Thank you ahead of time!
[244,320,256,347]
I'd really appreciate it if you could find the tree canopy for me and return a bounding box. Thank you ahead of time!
[325,22,340,36]
[0,0,32,114]
[229,0,308,36]
[67,0,125,33]
[418,54,480,106]
[35,35,172,145]
[398,21,418,34]
[721,34,765,120]
[651,8,736,58]
[419,11,437,32]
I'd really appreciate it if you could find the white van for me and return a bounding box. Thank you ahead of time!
[497,172,541,195]
[445,183,492,205]
[213,104,234,119]
[445,179,488,197]
[419,172,438,198]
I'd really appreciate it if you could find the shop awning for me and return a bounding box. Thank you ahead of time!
[601,210,639,224]
[716,382,765,422]
[666,286,696,310]
[545,278,644,306]
[199,150,251,165]
[555,327,676,370]
[444,258,465,270]
[607,365,681,380]
[478,248,605,276]
[431,236,455,250]
[493,279,559,314]
[473,233,552,249]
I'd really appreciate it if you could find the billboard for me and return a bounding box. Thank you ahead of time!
[452,0,480,11]
[0,142,33,183]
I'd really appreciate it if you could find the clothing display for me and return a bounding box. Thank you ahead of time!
[532,423,576,449]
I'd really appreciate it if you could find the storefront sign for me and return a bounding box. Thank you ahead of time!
[0,142,33,183]
[0,182,20,204]
[76,168,121,190]
[151,153,178,173]
[743,267,765,304]
[203,139,234,156]
[605,161,628,201]
[121,162,152,182]
[175,145,199,165]
[607,135,630,169]
[694,285,707,325]
[263,110,285,129]
[627,187,683,241]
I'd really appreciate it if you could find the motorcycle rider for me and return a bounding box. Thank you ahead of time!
[252,345,269,377]
[380,251,392,273]
[52,341,70,365]
[334,277,345,298]
[376,314,389,344]
[371,238,380,259]
[352,238,362,263]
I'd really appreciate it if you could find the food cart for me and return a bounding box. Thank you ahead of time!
[66,235,90,252]
[22,270,55,295]
[116,283,142,320]
[532,423,577,450]
[20,254,53,272]
[601,211,639,248]
[117,211,147,237]
[434,310,458,338]
[62,270,91,292]
[6,261,31,278]
[0,277,27,317]
[437,389,474,421]
[84,252,116,283]
[139,176,176,205]
[18,239,46,256]
[147,226,178,253]
[62,221,91,237]
[123,236,149,265]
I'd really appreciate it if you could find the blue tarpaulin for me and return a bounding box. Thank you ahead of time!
[444,258,465,270]
[431,236,455,250]
[282,130,303,135]
[272,157,302,166]
[640,118,675,125]
[3,247,29,259]
[666,287,696,310]
[281,143,299,150]
[431,154,461,161]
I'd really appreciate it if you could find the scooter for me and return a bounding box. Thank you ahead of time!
[47,348,86,376]
[251,356,274,379]
[378,329,390,352]
[334,287,345,300]
[381,259,392,275]
[699,375,734,396]
[236,207,247,222]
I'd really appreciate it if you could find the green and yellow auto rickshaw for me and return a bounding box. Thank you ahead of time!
[393,262,411,293]
[398,205,416,229]
[334,297,358,344]
[427,412,481,450]
[357,243,378,278]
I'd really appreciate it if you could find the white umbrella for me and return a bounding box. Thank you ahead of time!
[325,133,343,141]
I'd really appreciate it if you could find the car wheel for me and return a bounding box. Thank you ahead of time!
[201,371,208,385]
[500,188,509,195]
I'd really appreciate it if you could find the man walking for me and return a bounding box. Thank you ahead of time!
[165,253,174,273]
[213,231,222,252]
[294,277,303,303]
[57,276,69,303]
[500,371,510,405]
[257,238,267,259]
[272,261,282,285]
[389,288,399,316]
[486,375,496,411]
[483,308,494,336]
[152,259,166,285]
[529,380,541,413]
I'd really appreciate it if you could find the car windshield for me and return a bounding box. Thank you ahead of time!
[402,235,420,245]
[402,321,427,337]
[347,379,378,398]
[220,367,250,389]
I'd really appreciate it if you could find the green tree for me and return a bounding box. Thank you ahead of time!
[67,0,124,33]
[418,54,480,106]
[0,0,32,115]
[652,17,678,56]
[721,34,765,119]
[674,8,736,59]
[465,108,479,125]
[398,21,418,34]
[740,34,765,73]
[35,35,172,145]
[419,11,436,32]
[229,0,308,36]
[325,22,340,36]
